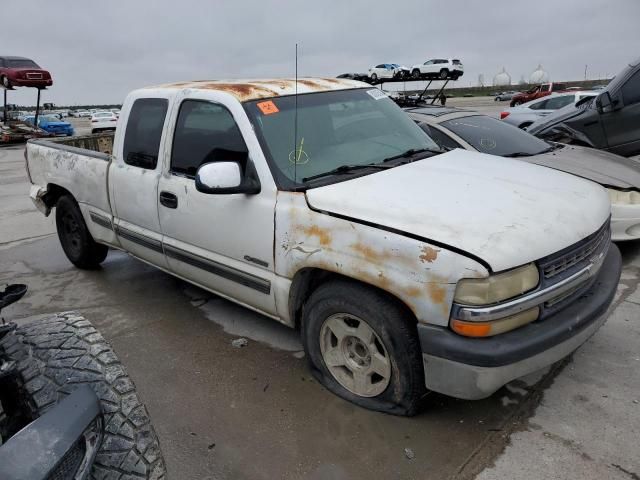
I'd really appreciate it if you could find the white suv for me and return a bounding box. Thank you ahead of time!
[411,58,464,80]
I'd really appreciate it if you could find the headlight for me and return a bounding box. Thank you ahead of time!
[453,263,539,306]
[607,188,640,205]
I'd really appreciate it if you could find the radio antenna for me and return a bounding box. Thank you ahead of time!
[294,42,299,184]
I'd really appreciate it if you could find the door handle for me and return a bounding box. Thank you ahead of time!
[159,191,178,209]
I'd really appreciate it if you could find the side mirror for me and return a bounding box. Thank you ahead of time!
[195,161,261,195]
[596,91,618,113]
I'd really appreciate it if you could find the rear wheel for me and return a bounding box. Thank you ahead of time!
[55,195,108,269]
[302,280,426,416]
[412,69,421,79]
[1,76,10,88]
[511,100,522,107]
[0,313,166,479]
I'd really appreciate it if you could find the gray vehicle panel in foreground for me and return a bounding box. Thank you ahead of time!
[0,385,102,480]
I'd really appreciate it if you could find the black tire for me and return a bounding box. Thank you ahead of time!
[0,313,166,479]
[55,195,108,269]
[370,73,378,82]
[1,76,10,89]
[301,280,426,416]
[412,69,421,79]
[439,69,449,79]
[518,122,533,130]
[511,100,522,107]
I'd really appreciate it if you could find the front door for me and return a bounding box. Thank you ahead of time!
[110,96,171,268]
[157,95,278,315]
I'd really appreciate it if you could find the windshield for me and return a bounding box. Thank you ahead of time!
[243,88,439,188]
[7,59,40,68]
[442,115,551,156]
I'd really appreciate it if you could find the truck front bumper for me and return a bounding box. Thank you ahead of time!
[417,244,621,400]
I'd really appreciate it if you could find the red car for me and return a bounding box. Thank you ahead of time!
[0,56,53,89]
[509,82,567,107]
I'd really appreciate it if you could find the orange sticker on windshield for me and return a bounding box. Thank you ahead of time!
[257,100,279,115]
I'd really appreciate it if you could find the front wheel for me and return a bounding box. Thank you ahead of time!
[55,195,108,269]
[1,76,10,88]
[511,100,522,107]
[439,69,449,79]
[370,73,378,82]
[302,280,426,416]
[412,69,421,79]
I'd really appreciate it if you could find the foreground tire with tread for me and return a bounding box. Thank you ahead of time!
[0,313,166,479]
[56,195,108,269]
[301,280,426,416]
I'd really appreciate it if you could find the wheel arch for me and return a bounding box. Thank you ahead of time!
[41,183,74,210]
[288,267,417,330]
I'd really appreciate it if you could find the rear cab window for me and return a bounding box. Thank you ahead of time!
[122,98,169,170]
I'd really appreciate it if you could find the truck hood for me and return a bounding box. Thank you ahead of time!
[305,149,610,272]
[524,144,640,190]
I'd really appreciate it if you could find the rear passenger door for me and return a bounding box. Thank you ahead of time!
[157,93,278,316]
[110,96,171,268]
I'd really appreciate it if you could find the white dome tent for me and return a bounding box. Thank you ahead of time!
[493,67,511,87]
[530,64,549,84]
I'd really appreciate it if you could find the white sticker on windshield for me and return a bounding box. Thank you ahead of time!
[367,88,387,100]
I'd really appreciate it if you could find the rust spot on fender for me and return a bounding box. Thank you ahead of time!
[301,225,332,246]
[428,283,446,305]
[350,242,391,263]
[420,246,440,263]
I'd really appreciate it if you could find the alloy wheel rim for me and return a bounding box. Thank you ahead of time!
[320,313,391,397]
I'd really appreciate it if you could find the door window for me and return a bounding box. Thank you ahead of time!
[171,100,248,177]
[540,85,550,92]
[544,95,576,110]
[528,99,549,110]
[621,70,640,105]
[122,98,168,169]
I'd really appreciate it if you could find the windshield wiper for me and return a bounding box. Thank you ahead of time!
[302,164,391,182]
[382,147,443,163]
[503,151,534,158]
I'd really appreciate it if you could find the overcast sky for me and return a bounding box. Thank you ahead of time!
[3,0,639,106]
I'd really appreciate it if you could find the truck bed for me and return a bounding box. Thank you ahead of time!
[26,133,114,217]
[37,132,115,155]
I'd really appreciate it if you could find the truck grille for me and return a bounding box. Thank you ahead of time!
[540,221,610,280]
[537,220,610,317]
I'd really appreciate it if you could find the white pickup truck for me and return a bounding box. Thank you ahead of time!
[25,78,621,415]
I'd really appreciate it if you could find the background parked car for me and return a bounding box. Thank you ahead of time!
[528,57,640,158]
[407,105,640,240]
[24,114,74,136]
[411,58,464,80]
[510,82,567,106]
[501,91,597,129]
[77,110,92,118]
[494,91,519,101]
[0,56,53,89]
[368,63,409,82]
[90,111,118,133]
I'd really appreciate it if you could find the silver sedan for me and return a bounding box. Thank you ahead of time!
[500,91,597,129]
